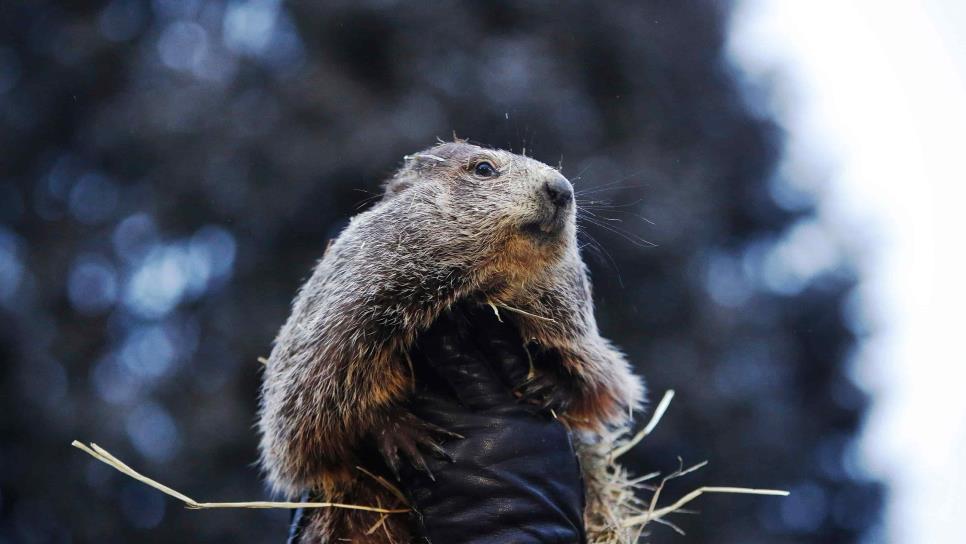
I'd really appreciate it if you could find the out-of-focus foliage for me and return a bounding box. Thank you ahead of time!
[0,1,881,543]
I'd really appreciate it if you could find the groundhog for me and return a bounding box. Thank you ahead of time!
[258,141,645,542]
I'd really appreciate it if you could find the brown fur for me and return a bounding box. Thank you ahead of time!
[258,141,645,542]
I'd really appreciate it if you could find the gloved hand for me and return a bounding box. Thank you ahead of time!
[286,304,587,544]
[400,304,587,544]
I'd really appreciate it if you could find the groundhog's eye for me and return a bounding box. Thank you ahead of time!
[473,161,498,178]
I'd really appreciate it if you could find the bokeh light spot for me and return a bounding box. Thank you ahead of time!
[125,401,181,462]
[120,325,176,379]
[69,172,119,225]
[124,245,190,319]
[0,228,24,306]
[113,213,159,264]
[158,21,208,72]
[92,354,143,405]
[68,254,118,315]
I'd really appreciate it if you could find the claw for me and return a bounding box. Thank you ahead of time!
[515,371,575,414]
[515,375,550,399]
[543,390,572,412]
[419,435,455,463]
[397,436,435,481]
[418,418,464,440]
[524,380,552,398]
[413,451,436,481]
[375,412,461,481]
[378,438,402,481]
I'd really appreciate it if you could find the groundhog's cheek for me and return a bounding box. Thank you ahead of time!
[499,194,536,221]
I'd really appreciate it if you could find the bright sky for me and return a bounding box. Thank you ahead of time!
[728,1,966,543]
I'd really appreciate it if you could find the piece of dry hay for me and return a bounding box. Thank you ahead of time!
[580,390,789,543]
[71,441,408,514]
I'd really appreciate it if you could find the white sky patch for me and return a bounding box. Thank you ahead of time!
[728,1,966,543]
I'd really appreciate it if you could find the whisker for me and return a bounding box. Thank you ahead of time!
[577,227,625,289]
[578,205,656,226]
[578,215,659,249]
[574,182,650,197]
[572,164,653,194]
[352,190,384,210]
[590,166,654,188]
[577,207,623,223]
[576,197,645,210]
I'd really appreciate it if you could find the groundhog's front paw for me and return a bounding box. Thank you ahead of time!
[515,368,579,414]
[375,412,461,482]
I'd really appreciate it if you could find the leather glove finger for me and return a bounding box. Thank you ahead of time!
[416,308,517,410]
[462,304,533,389]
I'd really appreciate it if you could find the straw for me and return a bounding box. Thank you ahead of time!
[71,441,408,514]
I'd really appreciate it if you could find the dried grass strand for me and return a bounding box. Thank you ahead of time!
[611,390,675,459]
[623,486,790,528]
[355,465,409,506]
[583,390,788,543]
[489,301,557,323]
[71,441,408,514]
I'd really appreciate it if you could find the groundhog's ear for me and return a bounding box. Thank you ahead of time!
[381,164,419,198]
[382,152,448,198]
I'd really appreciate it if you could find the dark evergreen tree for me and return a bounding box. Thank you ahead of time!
[0,1,881,542]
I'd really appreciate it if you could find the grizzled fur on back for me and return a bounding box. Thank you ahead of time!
[257,141,644,542]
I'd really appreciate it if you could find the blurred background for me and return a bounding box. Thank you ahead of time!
[1,0,963,543]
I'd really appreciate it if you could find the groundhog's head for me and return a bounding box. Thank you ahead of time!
[382,141,576,282]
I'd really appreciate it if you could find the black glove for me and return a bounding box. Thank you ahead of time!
[400,304,587,544]
[286,305,587,544]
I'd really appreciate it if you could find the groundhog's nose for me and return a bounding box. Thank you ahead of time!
[543,175,574,208]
